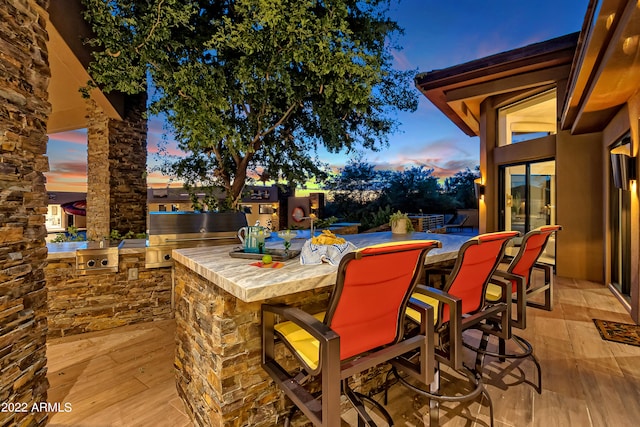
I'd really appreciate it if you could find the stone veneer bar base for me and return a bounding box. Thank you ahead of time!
[174,262,394,426]
[45,250,173,337]
[171,233,470,425]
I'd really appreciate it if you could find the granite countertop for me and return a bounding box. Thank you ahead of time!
[172,231,472,303]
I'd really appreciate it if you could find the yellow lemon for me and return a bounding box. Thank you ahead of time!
[262,254,273,265]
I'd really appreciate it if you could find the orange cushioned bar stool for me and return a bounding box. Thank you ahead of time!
[262,240,441,427]
[389,231,519,427]
[479,224,562,393]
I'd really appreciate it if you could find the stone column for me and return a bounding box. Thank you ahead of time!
[0,0,51,425]
[86,100,111,241]
[86,93,148,241]
[108,93,147,236]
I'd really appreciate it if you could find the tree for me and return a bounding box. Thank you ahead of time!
[325,153,384,216]
[443,166,480,209]
[379,165,447,213]
[82,0,418,210]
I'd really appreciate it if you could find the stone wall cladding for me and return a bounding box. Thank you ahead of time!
[86,92,148,240]
[108,93,147,235]
[174,263,392,426]
[45,251,173,338]
[86,100,110,241]
[0,0,51,425]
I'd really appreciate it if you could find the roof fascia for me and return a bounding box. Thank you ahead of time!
[415,33,579,90]
[566,0,638,134]
[415,33,578,137]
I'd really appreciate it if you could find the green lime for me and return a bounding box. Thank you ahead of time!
[262,254,273,265]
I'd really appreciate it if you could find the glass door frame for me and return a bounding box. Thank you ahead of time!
[499,159,557,264]
[499,158,555,232]
[608,134,632,304]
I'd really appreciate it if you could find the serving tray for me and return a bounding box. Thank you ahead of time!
[228,248,300,261]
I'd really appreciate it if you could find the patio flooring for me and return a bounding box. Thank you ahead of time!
[46,273,640,426]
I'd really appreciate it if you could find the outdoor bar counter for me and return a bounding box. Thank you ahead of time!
[172,231,471,426]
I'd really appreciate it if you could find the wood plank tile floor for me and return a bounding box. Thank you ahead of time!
[46,319,191,427]
[47,274,640,426]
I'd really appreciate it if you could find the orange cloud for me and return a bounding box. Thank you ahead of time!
[48,129,87,145]
[49,161,87,176]
[44,173,87,192]
[146,170,182,186]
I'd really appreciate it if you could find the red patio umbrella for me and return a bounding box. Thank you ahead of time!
[61,200,86,216]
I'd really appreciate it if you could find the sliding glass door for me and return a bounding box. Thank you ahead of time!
[500,160,556,262]
[503,164,527,235]
[610,181,631,301]
[609,136,632,302]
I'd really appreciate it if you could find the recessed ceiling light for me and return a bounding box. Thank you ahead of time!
[622,35,639,55]
[606,13,616,30]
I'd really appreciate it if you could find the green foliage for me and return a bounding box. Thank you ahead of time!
[359,205,392,230]
[324,155,481,227]
[388,210,414,232]
[378,166,446,213]
[325,161,459,220]
[109,229,148,240]
[50,226,86,242]
[50,234,65,243]
[443,166,481,209]
[325,154,386,220]
[82,0,418,210]
[314,216,339,229]
[327,154,387,195]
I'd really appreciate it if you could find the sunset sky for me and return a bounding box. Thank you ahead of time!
[45,0,589,192]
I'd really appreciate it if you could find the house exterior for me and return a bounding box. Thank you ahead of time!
[2,0,639,423]
[416,0,640,322]
[147,185,282,230]
[45,185,284,235]
[46,191,87,234]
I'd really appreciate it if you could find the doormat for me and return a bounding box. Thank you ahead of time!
[593,319,640,347]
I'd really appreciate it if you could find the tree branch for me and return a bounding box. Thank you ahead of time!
[210,142,231,189]
[251,102,297,149]
[136,0,165,53]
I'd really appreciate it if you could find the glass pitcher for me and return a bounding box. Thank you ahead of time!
[238,226,265,253]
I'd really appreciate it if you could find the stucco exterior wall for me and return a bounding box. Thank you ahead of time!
[555,130,604,281]
[481,92,604,282]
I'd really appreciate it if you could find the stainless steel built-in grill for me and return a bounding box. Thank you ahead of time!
[75,242,120,275]
[145,212,247,268]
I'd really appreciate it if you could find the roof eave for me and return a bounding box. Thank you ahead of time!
[416,33,580,137]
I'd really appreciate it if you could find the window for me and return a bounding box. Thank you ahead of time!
[259,204,274,214]
[498,90,557,146]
